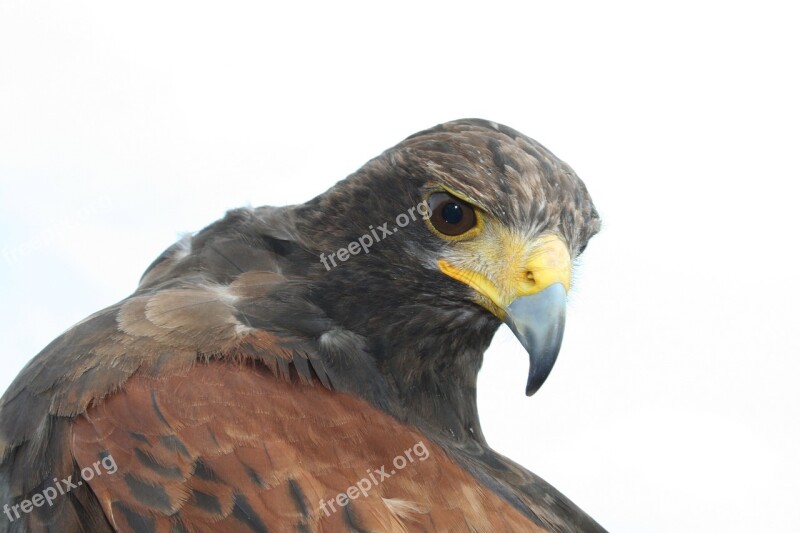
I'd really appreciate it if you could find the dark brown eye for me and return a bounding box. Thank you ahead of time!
[427,192,477,236]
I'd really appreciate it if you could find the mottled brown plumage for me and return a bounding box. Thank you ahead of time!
[74,361,544,532]
[0,119,603,532]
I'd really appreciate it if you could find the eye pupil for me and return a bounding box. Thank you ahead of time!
[426,192,477,237]
[441,203,463,224]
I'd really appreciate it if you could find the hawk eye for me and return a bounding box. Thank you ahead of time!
[427,192,477,236]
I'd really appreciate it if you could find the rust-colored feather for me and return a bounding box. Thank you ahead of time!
[72,361,543,532]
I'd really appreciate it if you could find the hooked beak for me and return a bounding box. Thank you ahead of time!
[438,233,572,396]
[503,283,567,396]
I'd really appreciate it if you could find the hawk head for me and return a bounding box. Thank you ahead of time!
[291,119,600,422]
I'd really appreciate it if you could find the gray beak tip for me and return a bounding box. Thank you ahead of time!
[525,378,543,397]
[503,283,567,396]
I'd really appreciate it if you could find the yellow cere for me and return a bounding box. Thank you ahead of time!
[437,233,572,318]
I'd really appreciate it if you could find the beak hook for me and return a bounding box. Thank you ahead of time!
[503,283,567,396]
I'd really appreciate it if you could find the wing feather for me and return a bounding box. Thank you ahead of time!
[72,360,542,532]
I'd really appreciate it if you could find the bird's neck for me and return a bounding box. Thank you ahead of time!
[318,296,500,444]
[382,342,489,444]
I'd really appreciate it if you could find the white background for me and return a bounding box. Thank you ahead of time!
[1,2,798,531]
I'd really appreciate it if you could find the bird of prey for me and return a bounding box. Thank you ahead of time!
[0,119,603,532]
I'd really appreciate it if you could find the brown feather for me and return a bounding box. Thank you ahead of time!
[72,360,544,532]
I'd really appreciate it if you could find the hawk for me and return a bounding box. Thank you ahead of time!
[0,119,604,532]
